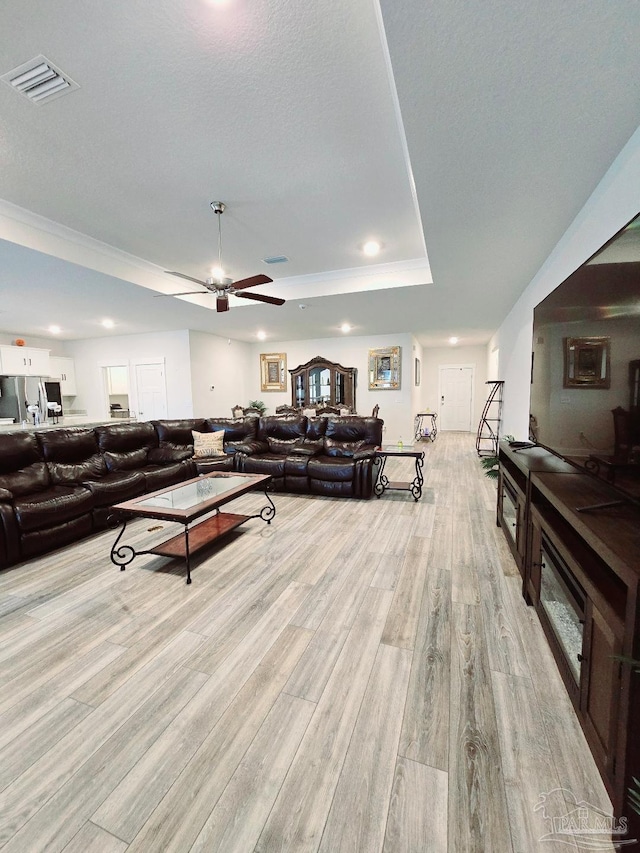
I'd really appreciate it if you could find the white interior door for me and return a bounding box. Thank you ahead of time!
[439,366,474,431]
[134,362,167,421]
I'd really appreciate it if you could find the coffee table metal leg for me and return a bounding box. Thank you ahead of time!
[110,520,136,570]
[184,524,192,585]
[249,490,277,524]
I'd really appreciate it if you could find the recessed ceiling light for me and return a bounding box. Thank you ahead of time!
[49,325,61,335]
[298,304,307,310]
[340,323,351,333]
[449,336,459,345]
[257,330,267,340]
[102,319,115,329]
[362,240,381,257]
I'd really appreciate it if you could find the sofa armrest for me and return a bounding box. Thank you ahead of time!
[0,488,14,502]
[352,444,379,461]
[0,500,20,567]
[229,440,268,455]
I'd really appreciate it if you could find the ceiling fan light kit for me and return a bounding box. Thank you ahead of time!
[161,202,284,313]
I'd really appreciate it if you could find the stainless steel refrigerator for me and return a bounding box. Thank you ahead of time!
[0,376,53,424]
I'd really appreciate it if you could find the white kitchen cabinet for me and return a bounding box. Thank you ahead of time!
[49,357,77,395]
[107,366,129,395]
[0,346,51,377]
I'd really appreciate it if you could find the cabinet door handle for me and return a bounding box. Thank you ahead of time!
[29,358,31,366]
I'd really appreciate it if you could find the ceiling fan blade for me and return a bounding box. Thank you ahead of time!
[165,271,209,287]
[216,295,229,312]
[235,291,285,306]
[232,274,274,291]
[154,290,208,298]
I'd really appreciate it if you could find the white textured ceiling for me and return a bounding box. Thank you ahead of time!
[0,0,639,347]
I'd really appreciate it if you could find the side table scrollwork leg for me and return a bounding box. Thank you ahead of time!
[410,453,425,501]
[374,454,388,498]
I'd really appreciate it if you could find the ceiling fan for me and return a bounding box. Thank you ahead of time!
[159,201,285,313]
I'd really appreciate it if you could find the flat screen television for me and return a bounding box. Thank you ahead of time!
[529,210,640,501]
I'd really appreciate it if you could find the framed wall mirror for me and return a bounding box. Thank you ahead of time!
[369,346,401,390]
[563,337,610,388]
[260,353,287,392]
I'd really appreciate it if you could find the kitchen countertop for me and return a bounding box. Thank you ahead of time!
[0,417,136,432]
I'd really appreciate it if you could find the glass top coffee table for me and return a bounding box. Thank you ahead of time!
[110,472,274,584]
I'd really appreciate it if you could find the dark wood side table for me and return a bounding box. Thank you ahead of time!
[374,446,425,501]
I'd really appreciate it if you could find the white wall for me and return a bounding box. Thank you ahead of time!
[421,344,489,433]
[0,332,67,356]
[64,330,192,419]
[188,331,253,419]
[247,333,415,443]
[491,123,640,439]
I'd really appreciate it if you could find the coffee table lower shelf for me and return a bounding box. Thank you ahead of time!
[149,512,248,559]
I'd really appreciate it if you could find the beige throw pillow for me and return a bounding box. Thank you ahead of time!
[192,430,225,458]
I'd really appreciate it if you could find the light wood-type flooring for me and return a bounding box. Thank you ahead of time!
[0,432,615,852]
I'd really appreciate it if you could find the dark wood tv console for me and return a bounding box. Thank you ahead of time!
[498,444,640,832]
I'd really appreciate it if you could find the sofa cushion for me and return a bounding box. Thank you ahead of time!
[323,438,365,458]
[193,455,234,475]
[83,470,146,507]
[0,461,50,496]
[95,422,158,453]
[13,485,94,533]
[266,437,302,455]
[104,448,149,472]
[0,432,42,474]
[258,415,307,442]
[307,456,355,482]
[21,514,93,559]
[143,462,193,492]
[48,453,108,485]
[325,416,382,446]
[305,418,328,440]
[37,428,99,463]
[148,442,194,464]
[152,419,207,444]
[192,430,225,458]
[284,455,309,477]
[241,454,286,478]
[204,417,258,443]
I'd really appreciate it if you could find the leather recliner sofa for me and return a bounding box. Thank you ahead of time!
[0,413,383,570]
[237,414,382,497]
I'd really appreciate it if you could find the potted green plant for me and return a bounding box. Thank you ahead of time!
[480,436,514,479]
[248,400,267,415]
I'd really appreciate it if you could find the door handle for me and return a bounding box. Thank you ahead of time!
[441,395,444,402]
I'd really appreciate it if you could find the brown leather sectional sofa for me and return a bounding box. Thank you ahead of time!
[0,413,383,569]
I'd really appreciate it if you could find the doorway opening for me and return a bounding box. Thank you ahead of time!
[101,364,131,420]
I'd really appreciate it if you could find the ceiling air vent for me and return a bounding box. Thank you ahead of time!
[263,255,289,265]
[1,55,79,104]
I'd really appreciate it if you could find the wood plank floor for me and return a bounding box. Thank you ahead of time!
[0,433,615,852]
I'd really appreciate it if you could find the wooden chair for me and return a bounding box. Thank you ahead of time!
[243,407,263,417]
[372,404,380,418]
[231,404,244,418]
[316,405,341,416]
[275,405,299,416]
